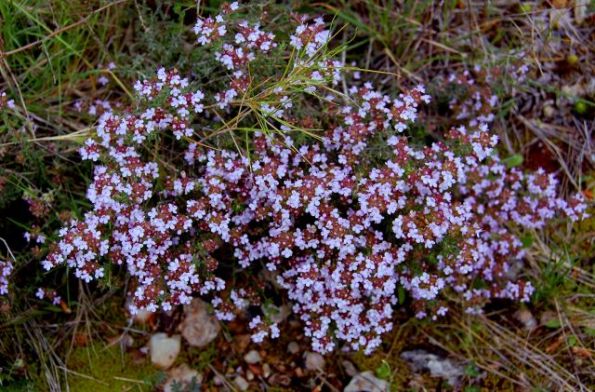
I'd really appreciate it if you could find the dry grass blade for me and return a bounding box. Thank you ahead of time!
[475,316,587,391]
[0,0,130,58]
[23,321,65,392]
[517,115,581,190]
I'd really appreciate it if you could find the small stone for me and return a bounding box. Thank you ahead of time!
[344,371,389,392]
[269,373,291,387]
[540,310,558,326]
[213,375,225,386]
[342,360,358,377]
[262,363,272,378]
[575,0,588,24]
[244,349,262,364]
[234,375,249,391]
[126,297,155,325]
[287,341,299,354]
[561,83,585,98]
[401,349,464,386]
[133,309,155,325]
[543,105,555,118]
[262,304,291,324]
[180,298,220,347]
[163,364,202,392]
[515,308,537,330]
[149,333,181,369]
[304,352,325,371]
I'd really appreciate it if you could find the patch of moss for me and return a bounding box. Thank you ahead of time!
[64,343,164,392]
[349,329,413,391]
[2,379,37,392]
[179,342,218,373]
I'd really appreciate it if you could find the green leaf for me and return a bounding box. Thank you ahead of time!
[503,154,523,168]
[520,234,534,248]
[574,101,587,114]
[518,3,532,13]
[398,286,406,305]
[472,279,488,290]
[375,360,391,380]
[545,319,562,329]
[464,362,480,377]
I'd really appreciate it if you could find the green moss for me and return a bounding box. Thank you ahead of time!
[63,343,163,392]
[1,379,37,392]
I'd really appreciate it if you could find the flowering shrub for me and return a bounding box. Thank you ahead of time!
[36,3,588,354]
[445,62,529,127]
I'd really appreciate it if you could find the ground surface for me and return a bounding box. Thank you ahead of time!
[0,1,593,391]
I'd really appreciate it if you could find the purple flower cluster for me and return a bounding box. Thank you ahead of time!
[0,260,12,296]
[39,3,588,354]
[0,91,15,111]
[35,287,62,305]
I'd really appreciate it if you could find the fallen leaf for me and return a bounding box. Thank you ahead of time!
[73,333,88,347]
[551,0,568,9]
[234,334,251,353]
[546,336,564,353]
[571,346,592,359]
[59,300,72,314]
[248,364,262,376]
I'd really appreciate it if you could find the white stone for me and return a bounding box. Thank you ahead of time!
[133,309,154,325]
[180,298,221,347]
[262,363,272,378]
[213,375,225,386]
[304,352,325,371]
[234,375,250,391]
[149,333,181,369]
[342,360,358,377]
[244,349,262,364]
[163,364,202,392]
[514,308,537,330]
[126,297,154,325]
[287,341,299,354]
[344,371,389,392]
[543,105,555,118]
[401,349,464,386]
